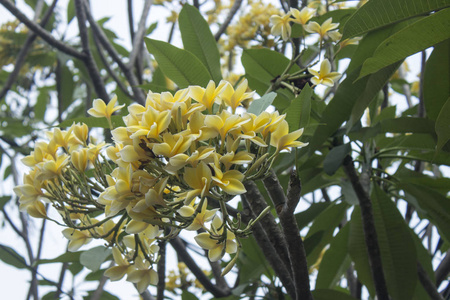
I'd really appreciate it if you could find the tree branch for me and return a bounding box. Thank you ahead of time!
[343,156,389,300]
[0,0,85,59]
[214,0,242,41]
[169,237,231,298]
[74,0,109,101]
[436,250,450,288]
[127,0,152,68]
[84,1,145,104]
[156,241,166,300]
[417,262,444,300]
[241,196,297,299]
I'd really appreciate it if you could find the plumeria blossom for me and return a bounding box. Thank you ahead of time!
[305,17,339,40]
[195,216,238,262]
[15,79,309,291]
[308,59,342,87]
[88,95,125,125]
[270,12,293,41]
[290,7,316,25]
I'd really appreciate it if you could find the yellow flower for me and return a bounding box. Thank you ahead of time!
[211,164,247,195]
[181,162,212,203]
[62,228,92,252]
[220,79,255,112]
[190,80,228,112]
[36,154,70,181]
[203,110,250,142]
[304,17,339,39]
[104,247,131,281]
[179,199,218,231]
[127,258,158,293]
[87,95,125,121]
[270,12,293,41]
[308,59,342,87]
[71,148,89,171]
[194,216,237,262]
[127,106,171,140]
[270,120,308,153]
[290,7,316,25]
[152,133,193,158]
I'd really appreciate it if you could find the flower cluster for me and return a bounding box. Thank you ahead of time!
[14,79,308,293]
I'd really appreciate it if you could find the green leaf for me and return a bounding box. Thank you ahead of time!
[424,39,450,121]
[435,97,450,151]
[316,224,351,289]
[37,251,82,264]
[146,22,158,35]
[0,195,11,210]
[340,180,359,205]
[85,269,106,281]
[247,92,276,115]
[84,290,119,300]
[342,0,450,40]
[35,87,49,121]
[241,48,300,110]
[284,84,312,131]
[295,202,331,231]
[60,65,75,112]
[181,290,197,300]
[58,115,125,128]
[312,289,359,300]
[379,117,436,135]
[67,0,75,24]
[348,207,376,297]
[359,9,450,79]
[371,185,417,300]
[178,4,222,83]
[398,182,450,243]
[306,203,348,265]
[80,246,111,272]
[323,143,351,176]
[144,38,210,88]
[238,236,268,282]
[0,244,28,269]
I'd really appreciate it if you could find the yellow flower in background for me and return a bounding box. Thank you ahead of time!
[308,59,342,87]
[87,95,125,124]
[305,17,339,39]
[270,12,293,41]
[290,7,316,25]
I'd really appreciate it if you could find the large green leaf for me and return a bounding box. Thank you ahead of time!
[435,97,450,151]
[0,244,28,269]
[342,0,450,40]
[37,251,82,264]
[379,117,436,135]
[241,48,300,110]
[247,92,276,115]
[305,203,348,266]
[312,289,359,300]
[178,4,222,83]
[145,38,210,88]
[295,202,331,231]
[398,182,450,243]
[359,8,450,79]
[316,224,351,289]
[424,39,450,121]
[371,185,417,300]
[348,207,376,297]
[80,246,112,272]
[323,143,352,176]
[284,84,312,131]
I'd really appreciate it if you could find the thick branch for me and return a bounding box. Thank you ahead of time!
[241,197,297,299]
[214,0,242,41]
[156,241,166,300]
[74,0,109,101]
[0,0,84,59]
[169,237,230,298]
[0,0,58,100]
[418,262,444,300]
[243,180,292,277]
[436,250,450,287]
[343,157,389,300]
[278,171,312,300]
